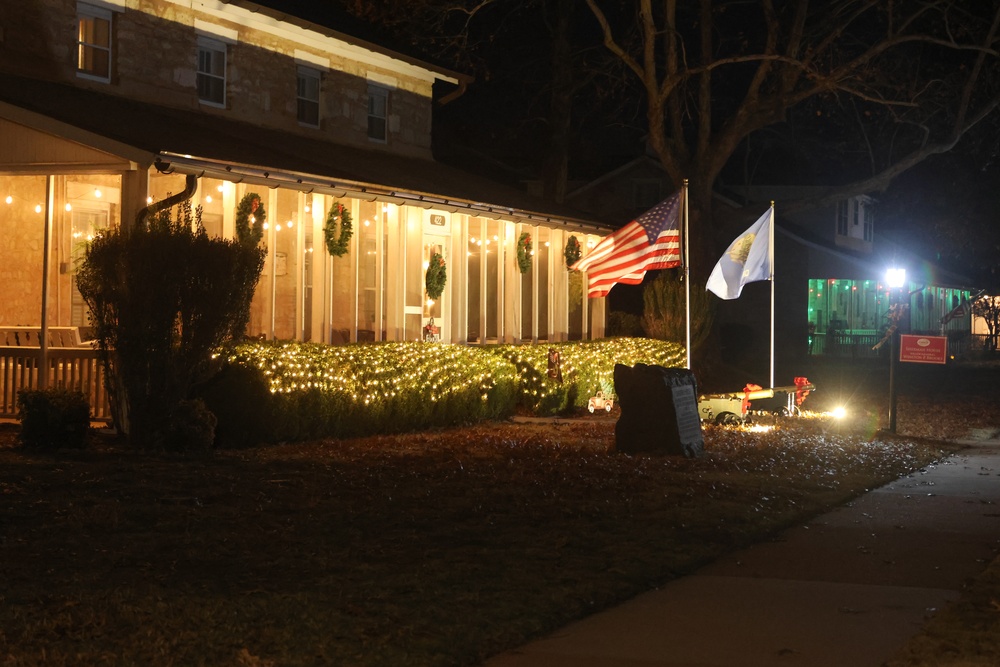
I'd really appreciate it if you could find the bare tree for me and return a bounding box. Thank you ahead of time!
[583,0,1000,274]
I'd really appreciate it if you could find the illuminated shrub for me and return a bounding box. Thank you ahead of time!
[489,338,686,415]
[201,338,683,445]
[207,341,520,444]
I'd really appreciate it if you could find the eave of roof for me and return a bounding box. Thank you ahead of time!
[0,73,610,232]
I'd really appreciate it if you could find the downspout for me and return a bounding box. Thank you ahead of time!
[134,161,199,227]
[437,76,471,106]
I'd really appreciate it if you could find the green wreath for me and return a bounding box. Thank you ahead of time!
[235,193,265,246]
[516,232,532,274]
[324,200,353,257]
[425,252,447,300]
[564,235,582,269]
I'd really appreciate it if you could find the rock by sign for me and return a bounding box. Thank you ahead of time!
[899,334,947,364]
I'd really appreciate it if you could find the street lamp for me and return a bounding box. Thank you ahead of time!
[885,267,906,433]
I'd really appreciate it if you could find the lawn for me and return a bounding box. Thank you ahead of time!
[2,379,979,667]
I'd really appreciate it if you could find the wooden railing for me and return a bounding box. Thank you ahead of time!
[0,346,113,422]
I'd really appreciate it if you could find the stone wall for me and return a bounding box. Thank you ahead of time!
[0,0,435,157]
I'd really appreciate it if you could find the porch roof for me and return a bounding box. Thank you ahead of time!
[0,72,610,233]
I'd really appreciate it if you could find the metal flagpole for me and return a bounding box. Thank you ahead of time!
[769,201,775,389]
[683,180,691,370]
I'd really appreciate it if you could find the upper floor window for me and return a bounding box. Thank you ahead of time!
[862,203,874,241]
[77,3,112,82]
[836,200,848,236]
[297,66,321,127]
[197,37,227,107]
[367,86,388,142]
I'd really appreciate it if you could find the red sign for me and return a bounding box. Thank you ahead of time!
[899,335,948,364]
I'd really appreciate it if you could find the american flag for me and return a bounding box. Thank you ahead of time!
[571,192,682,298]
[940,290,983,325]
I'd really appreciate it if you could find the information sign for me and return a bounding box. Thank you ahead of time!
[899,334,947,364]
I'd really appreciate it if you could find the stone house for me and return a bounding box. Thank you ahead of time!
[0,0,611,357]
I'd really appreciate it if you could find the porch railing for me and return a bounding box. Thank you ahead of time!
[0,346,113,422]
[809,331,995,361]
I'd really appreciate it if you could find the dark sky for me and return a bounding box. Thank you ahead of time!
[249,0,1000,288]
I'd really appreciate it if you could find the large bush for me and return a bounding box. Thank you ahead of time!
[642,269,714,353]
[76,202,265,449]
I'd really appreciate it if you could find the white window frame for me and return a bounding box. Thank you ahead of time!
[367,85,388,143]
[76,3,113,82]
[197,36,227,107]
[296,66,321,128]
[862,203,874,242]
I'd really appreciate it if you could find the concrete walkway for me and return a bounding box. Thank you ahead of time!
[483,437,1000,667]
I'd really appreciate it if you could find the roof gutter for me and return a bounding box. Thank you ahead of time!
[156,154,612,233]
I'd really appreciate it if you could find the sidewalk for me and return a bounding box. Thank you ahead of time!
[483,436,1000,667]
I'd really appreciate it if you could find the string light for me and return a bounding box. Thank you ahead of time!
[226,338,684,418]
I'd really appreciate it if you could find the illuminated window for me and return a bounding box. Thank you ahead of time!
[367,86,388,142]
[197,37,227,106]
[77,3,112,82]
[296,66,321,127]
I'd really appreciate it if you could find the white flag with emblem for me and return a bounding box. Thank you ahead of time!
[706,208,772,300]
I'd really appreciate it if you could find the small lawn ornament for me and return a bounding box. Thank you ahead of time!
[423,317,440,342]
[546,347,563,383]
[588,391,614,413]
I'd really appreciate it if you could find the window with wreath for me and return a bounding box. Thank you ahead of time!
[77,3,112,81]
[197,36,227,106]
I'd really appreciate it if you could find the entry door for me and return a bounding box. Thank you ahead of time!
[423,236,448,341]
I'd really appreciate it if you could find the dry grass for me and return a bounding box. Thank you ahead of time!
[0,362,996,666]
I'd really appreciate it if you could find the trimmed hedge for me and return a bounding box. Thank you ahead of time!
[17,389,91,451]
[488,338,686,415]
[199,341,520,446]
[197,337,685,446]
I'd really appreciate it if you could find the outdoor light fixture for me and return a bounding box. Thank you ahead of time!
[831,406,847,419]
[886,267,906,288]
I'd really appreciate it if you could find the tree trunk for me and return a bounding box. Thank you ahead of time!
[542,0,574,203]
